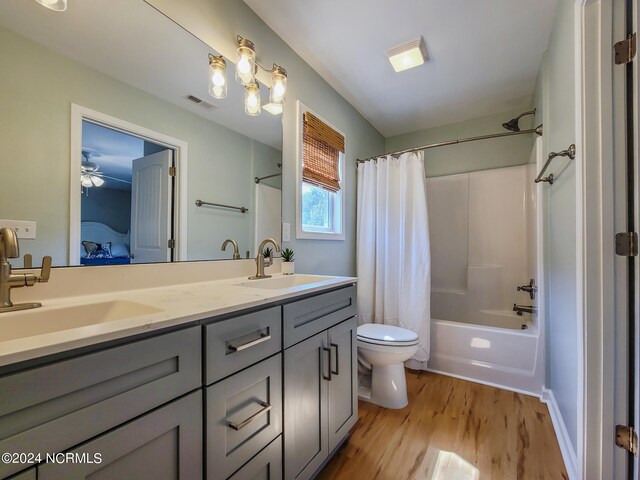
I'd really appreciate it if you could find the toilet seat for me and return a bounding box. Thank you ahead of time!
[357,324,419,347]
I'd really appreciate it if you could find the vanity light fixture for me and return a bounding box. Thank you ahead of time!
[263,103,283,115]
[386,36,428,72]
[208,55,227,99]
[236,36,256,86]
[34,0,67,11]
[269,65,287,105]
[244,81,261,116]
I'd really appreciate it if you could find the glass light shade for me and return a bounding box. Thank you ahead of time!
[34,0,67,11]
[91,176,104,187]
[269,66,287,105]
[208,55,227,99]
[244,82,261,116]
[235,38,256,86]
[81,175,93,188]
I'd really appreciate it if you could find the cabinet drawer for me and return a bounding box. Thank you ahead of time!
[283,285,356,348]
[205,306,281,385]
[0,327,201,479]
[228,436,282,480]
[207,354,282,480]
[39,391,202,480]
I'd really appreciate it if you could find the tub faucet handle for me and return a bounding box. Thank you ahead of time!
[517,279,536,300]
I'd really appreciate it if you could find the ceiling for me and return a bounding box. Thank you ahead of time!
[0,0,282,150]
[83,121,148,192]
[243,0,558,137]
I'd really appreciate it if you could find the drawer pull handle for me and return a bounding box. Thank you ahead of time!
[228,401,272,431]
[330,343,339,375]
[321,347,332,381]
[228,332,271,352]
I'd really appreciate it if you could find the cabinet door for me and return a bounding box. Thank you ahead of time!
[39,391,202,480]
[284,331,329,480]
[327,317,358,452]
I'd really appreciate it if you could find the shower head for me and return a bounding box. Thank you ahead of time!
[501,109,536,132]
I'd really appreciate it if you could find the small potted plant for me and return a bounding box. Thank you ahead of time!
[263,247,273,266]
[281,248,295,275]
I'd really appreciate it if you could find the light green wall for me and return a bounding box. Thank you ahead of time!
[147,0,386,277]
[0,26,280,266]
[385,107,535,178]
[535,0,579,453]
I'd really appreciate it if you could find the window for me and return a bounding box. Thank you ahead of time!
[297,103,345,240]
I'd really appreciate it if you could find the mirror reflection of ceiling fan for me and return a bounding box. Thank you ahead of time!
[80,151,132,189]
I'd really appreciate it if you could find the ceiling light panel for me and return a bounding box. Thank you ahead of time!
[386,36,428,73]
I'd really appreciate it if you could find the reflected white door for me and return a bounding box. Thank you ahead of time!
[254,183,281,255]
[130,150,173,263]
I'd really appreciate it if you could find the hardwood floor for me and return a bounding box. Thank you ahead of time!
[317,370,567,480]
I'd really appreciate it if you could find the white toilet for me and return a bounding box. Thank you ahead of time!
[357,323,419,409]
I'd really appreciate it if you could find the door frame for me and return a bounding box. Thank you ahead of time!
[69,104,188,264]
[577,0,628,478]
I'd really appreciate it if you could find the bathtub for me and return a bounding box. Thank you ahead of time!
[427,314,544,396]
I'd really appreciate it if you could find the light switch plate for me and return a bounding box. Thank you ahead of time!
[282,223,291,242]
[0,219,37,239]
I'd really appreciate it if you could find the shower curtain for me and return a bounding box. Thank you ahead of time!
[357,152,431,368]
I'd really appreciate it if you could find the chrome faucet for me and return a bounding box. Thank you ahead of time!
[221,239,241,260]
[0,227,52,313]
[249,238,281,280]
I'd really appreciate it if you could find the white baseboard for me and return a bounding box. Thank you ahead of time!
[541,387,578,479]
[425,367,542,399]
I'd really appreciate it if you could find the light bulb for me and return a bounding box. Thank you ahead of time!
[212,70,225,87]
[237,56,251,74]
[244,82,261,116]
[208,55,227,99]
[91,176,104,187]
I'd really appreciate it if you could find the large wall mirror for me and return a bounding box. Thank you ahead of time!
[0,0,283,268]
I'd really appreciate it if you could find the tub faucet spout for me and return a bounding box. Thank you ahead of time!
[513,304,536,316]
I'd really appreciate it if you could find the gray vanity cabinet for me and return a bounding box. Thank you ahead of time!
[0,326,201,479]
[327,317,358,452]
[38,390,202,480]
[227,437,282,480]
[6,468,35,480]
[283,315,358,480]
[206,354,282,479]
[283,331,329,480]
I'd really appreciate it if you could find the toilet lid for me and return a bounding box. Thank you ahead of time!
[357,324,419,346]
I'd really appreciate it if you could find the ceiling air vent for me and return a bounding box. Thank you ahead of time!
[186,95,217,111]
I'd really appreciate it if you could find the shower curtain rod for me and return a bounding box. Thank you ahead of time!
[356,124,543,163]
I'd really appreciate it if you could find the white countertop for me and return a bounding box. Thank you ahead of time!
[0,274,357,368]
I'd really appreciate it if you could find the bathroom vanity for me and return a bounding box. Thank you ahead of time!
[0,274,357,480]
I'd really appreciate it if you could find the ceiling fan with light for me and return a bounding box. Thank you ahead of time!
[81,151,105,188]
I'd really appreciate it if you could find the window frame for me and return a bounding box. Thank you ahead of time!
[296,101,346,240]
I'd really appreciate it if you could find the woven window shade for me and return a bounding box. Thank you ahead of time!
[302,112,344,193]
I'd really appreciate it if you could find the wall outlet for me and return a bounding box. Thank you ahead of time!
[282,223,291,242]
[0,219,37,239]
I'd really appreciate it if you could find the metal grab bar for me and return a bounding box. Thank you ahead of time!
[255,173,282,184]
[195,199,248,213]
[534,144,576,184]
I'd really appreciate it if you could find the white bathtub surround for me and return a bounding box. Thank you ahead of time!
[426,161,544,395]
[356,152,431,368]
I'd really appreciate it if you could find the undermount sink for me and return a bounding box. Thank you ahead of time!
[0,300,163,342]
[236,275,335,290]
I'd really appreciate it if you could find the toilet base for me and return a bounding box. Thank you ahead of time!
[358,363,408,409]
